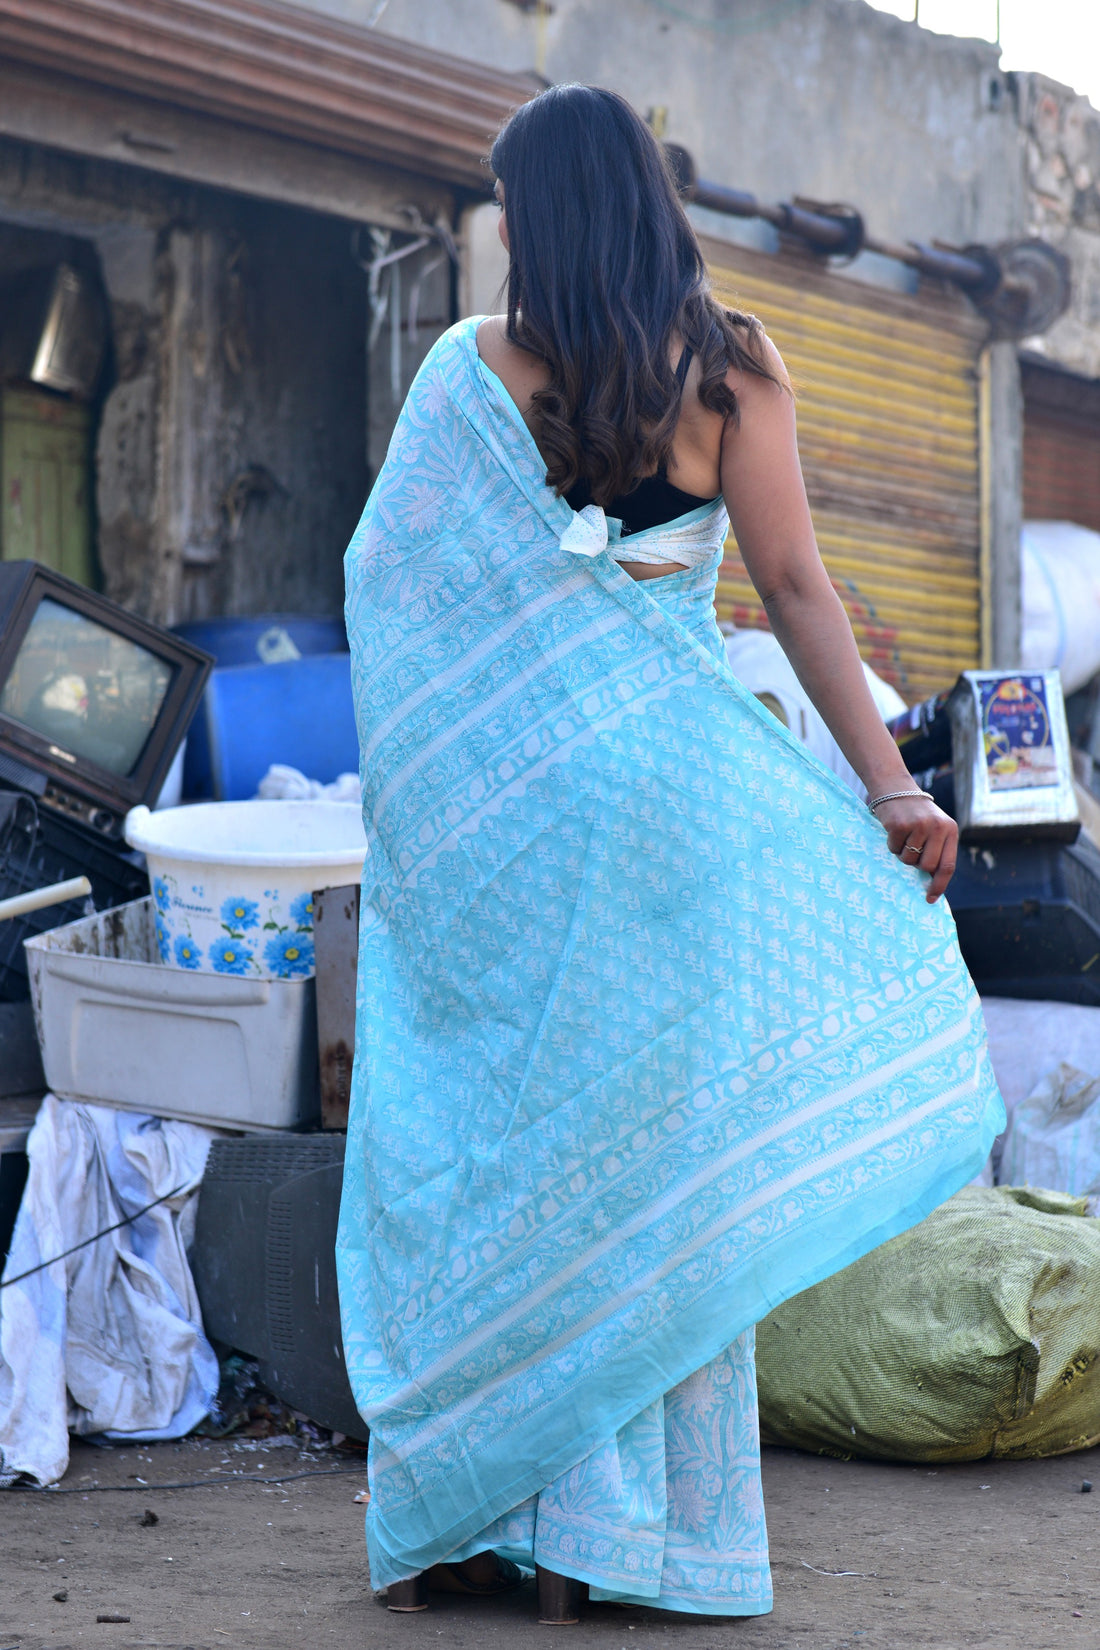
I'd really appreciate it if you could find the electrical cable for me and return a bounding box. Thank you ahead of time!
[0,1184,188,1291]
[25,1466,367,1494]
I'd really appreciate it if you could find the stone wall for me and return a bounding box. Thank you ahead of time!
[1016,72,1100,380]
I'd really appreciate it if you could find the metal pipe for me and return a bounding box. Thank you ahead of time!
[863,235,1000,295]
[688,178,765,222]
[673,133,1002,295]
[691,181,858,254]
[776,203,859,254]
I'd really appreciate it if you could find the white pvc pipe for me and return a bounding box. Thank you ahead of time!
[0,876,92,924]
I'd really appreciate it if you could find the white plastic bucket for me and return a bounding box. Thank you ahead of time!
[125,800,366,979]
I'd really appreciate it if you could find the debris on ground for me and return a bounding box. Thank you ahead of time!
[194,1353,364,1451]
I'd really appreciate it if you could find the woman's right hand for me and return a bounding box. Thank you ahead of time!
[872,794,958,903]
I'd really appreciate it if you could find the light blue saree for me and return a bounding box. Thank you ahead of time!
[337,317,1004,1611]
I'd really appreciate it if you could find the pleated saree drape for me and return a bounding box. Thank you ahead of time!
[337,317,1004,1608]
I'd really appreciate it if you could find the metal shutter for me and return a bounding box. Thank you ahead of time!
[701,236,987,704]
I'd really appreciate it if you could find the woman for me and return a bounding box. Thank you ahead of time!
[337,84,1003,1622]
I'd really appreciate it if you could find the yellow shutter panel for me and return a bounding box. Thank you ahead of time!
[700,235,986,705]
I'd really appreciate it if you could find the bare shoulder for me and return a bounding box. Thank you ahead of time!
[475,314,548,414]
[475,313,540,376]
[474,312,509,364]
[719,331,794,456]
[724,325,792,401]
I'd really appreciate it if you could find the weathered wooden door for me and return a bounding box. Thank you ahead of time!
[0,385,94,585]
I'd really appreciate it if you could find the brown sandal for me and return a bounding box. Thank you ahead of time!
[386,1553,526,1611]
[428,1555,526,1597]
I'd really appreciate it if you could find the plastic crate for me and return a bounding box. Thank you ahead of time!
[0,787,148,1002]
[25,898,320,1132]
[950,834,1100,1005]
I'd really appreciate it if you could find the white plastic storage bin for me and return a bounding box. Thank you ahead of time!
[25,899,320,1132]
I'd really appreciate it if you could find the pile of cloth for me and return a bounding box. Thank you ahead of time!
[0,1095,218,1486]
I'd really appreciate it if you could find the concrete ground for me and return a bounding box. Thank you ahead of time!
[1,1434,1097,1650]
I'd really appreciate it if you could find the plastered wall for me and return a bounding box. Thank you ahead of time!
[304,0,1026,249]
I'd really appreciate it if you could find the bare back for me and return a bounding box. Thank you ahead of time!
[476,315,725,580]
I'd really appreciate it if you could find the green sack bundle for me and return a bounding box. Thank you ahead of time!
[756,1186,1100,1462]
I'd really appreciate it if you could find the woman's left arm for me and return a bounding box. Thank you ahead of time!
[720,345,957,903]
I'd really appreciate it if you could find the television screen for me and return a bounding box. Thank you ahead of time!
[0,597,173,777]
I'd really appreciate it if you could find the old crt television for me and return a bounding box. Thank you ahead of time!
[0,561,211,840]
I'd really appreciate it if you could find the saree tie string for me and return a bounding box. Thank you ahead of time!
[559,503,608,558]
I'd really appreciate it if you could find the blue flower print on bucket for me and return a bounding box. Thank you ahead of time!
[153,876,171,915]
[220,895,259,932]
[289,891,315,931]
[209,938,254,975]
[155,916,171,963]
[264,930,314,979]
[174,933,202,970]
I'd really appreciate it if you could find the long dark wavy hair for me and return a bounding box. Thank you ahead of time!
[489,84,779,506]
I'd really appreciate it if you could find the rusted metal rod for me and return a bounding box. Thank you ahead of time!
[669,144,999,295]
[863,235,1000,295]
[692,175,1003,290]
[692,179,858,256]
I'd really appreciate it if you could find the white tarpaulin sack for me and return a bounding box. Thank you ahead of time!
[1000,1062,1100,1200]
[1021,521,1100,696]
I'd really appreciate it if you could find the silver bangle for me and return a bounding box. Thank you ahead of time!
[867,788,934,814]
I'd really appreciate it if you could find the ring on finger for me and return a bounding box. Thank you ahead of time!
[903,841,923,857]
